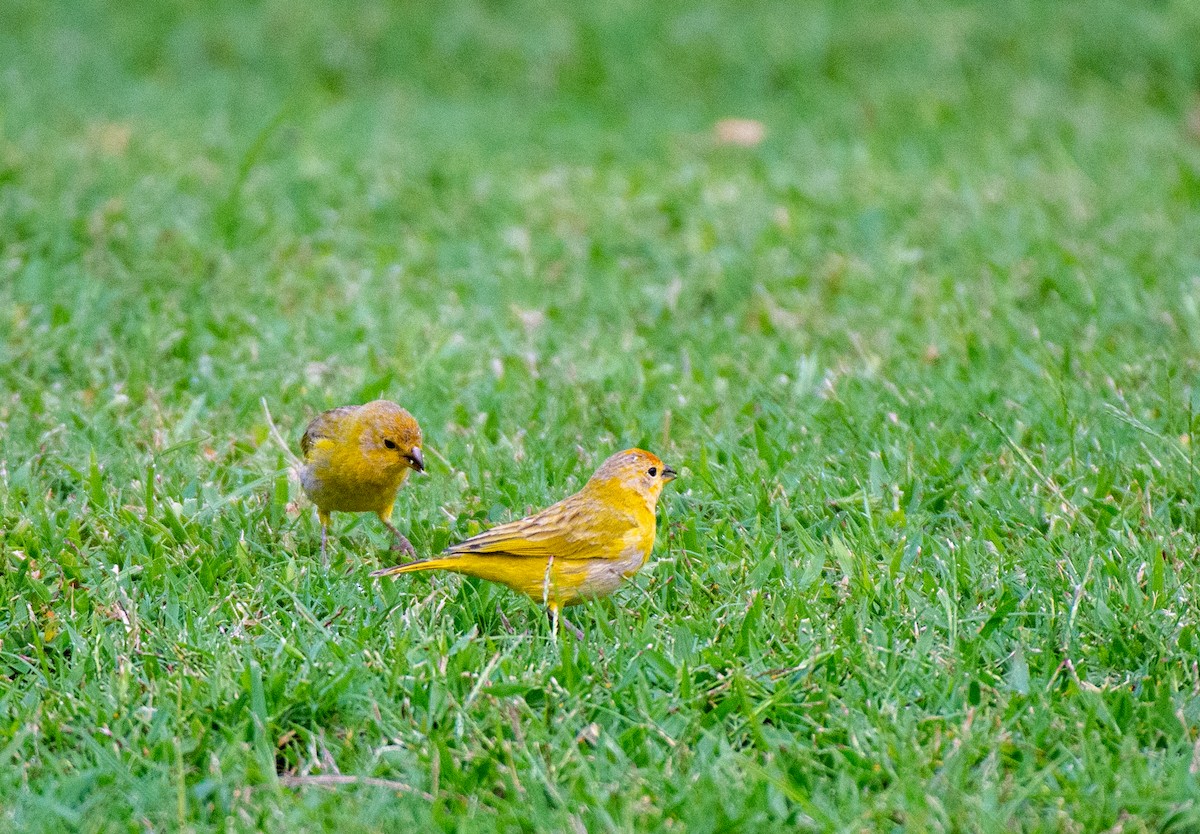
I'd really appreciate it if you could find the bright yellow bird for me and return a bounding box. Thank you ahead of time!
[299,399,425,562]
[372,448,677,634]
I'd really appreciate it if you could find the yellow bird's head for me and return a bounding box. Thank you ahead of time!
[358,399,425,474]
[584,447,677,507]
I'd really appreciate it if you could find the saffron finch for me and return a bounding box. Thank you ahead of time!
[372,448,677,633]
[299,399,425,562]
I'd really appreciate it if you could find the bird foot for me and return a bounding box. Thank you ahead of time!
[389,534,416,558]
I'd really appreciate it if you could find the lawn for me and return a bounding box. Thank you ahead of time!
[2,0,1200,830]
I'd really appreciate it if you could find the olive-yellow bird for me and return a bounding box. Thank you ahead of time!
[299,399,425,562]
[372,448,677,633]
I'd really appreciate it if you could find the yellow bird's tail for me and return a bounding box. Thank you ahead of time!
[370,551,571,603]
[370,557,461,578]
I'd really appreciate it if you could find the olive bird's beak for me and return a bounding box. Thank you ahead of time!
[406,447,426,473]
[662,464,678,482]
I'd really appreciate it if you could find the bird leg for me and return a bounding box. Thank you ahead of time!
[560,614,584,640]
[496,603,515,634]
[382,521,416,557]
[317,510,333,568]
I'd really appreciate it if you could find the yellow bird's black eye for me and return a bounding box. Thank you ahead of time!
[383,439,397,450]
[647,466,657,477]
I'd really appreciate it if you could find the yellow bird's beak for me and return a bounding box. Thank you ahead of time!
[406,447,426,473]
[661,464,677,482]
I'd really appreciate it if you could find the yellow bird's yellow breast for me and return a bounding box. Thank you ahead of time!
[301,437,408,513]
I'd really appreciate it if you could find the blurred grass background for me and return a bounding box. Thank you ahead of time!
[2,0,1200,830]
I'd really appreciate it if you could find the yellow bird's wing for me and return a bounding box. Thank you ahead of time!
[444,495,637,562]
[299,406,357,459]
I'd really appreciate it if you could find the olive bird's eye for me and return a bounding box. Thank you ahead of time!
[648,466,657,477]
[383,439,397,450]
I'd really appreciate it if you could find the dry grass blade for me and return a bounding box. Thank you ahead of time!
[279,774,434,800]
[261,396,302,468]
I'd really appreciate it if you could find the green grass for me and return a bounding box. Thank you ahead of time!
[3,0,1200,829]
